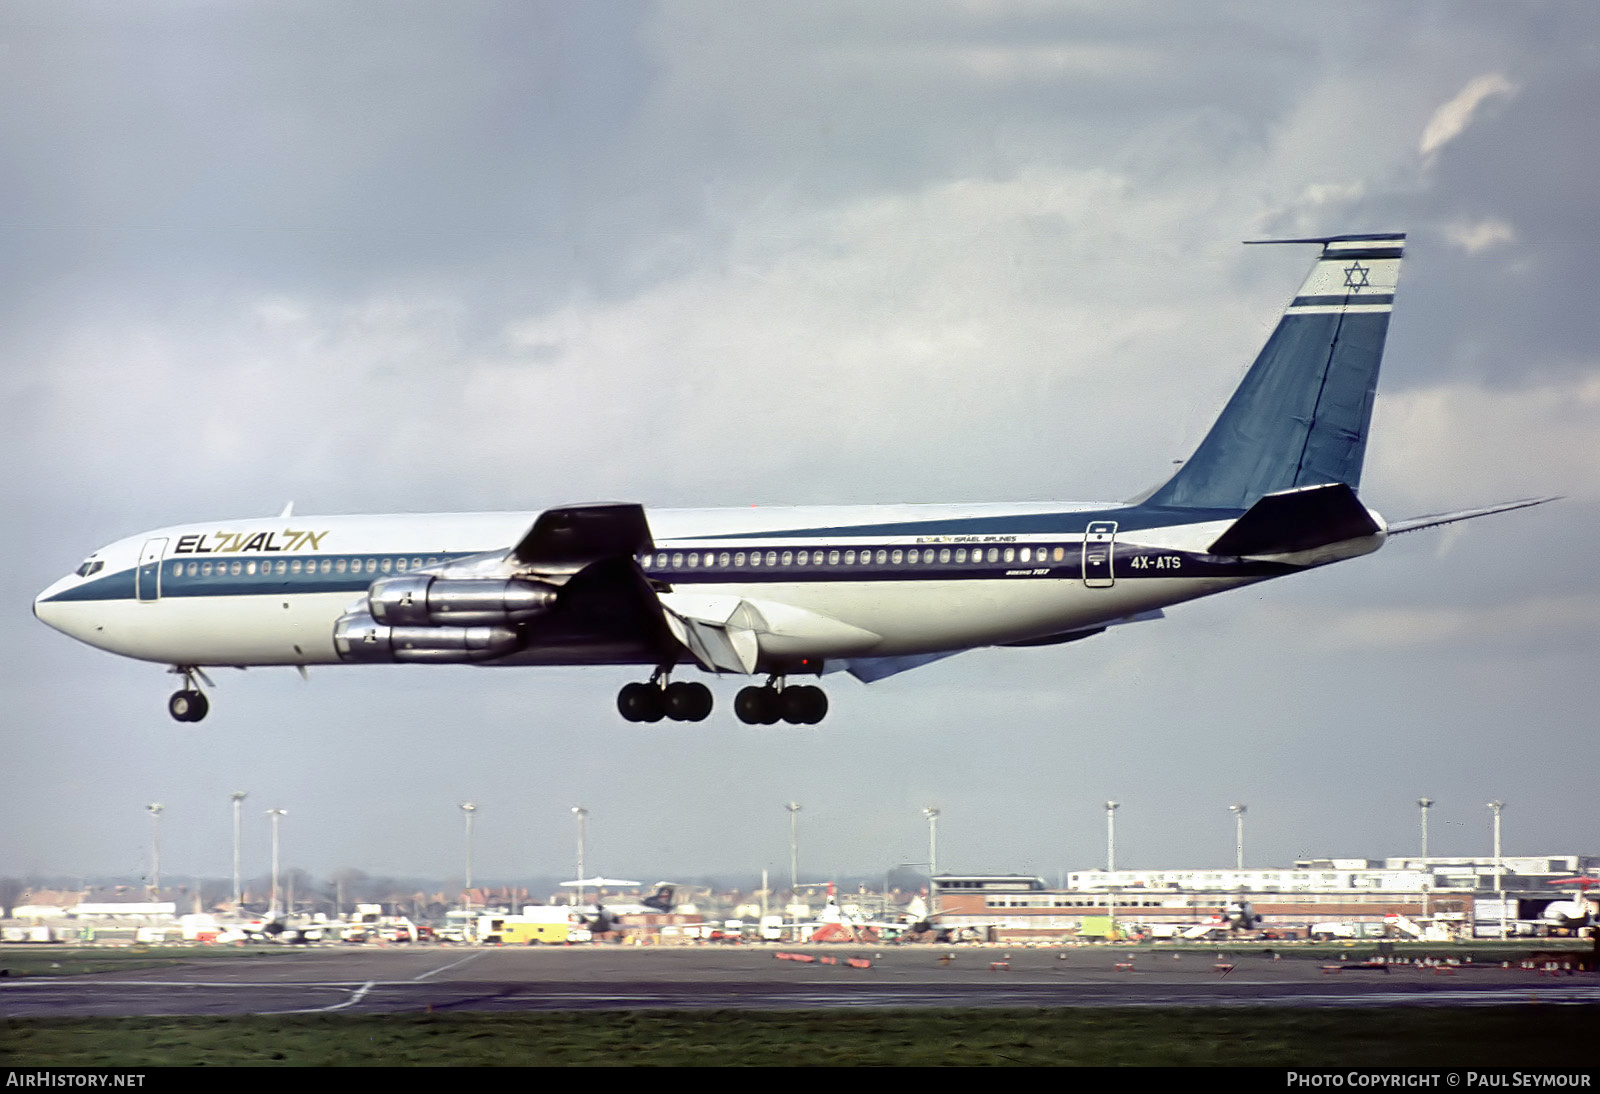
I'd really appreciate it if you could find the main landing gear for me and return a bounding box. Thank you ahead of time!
[734,678,828,725]
[616,670,713,723]
[167,666,210,723]
[615,672,830,725]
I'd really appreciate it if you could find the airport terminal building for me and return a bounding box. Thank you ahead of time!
[931,855,1599,941]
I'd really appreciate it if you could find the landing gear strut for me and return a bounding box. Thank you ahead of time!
[167,666,210,723]
[617,670,713,723]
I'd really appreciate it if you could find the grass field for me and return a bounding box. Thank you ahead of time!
[0,945,289,979]
[4,1007,1598,1067]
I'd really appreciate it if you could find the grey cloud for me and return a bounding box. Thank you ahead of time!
[4,3,1596,880]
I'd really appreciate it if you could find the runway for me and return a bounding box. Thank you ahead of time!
[3,945,1597,1018]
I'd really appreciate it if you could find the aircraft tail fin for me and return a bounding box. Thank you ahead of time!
[1148,234,1405,511]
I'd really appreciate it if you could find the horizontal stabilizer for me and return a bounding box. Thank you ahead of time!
[1386,495,1560,535]
[1208,483,1377,556]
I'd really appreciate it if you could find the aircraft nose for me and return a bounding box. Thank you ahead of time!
[33,578,74,636]
[34,587,57,628]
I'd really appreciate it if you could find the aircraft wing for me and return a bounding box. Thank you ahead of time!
[511,503,656,572]
[826,651,964,683]
[452,503,683,665]
[1385,496,1560,535]
[826,611,1167,682]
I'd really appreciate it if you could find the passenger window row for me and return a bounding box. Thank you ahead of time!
[160,544,1076,582]
[640,545,1070,571]
[166,555,449,579]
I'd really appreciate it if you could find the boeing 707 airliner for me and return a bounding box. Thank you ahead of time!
[33,234,1553,725]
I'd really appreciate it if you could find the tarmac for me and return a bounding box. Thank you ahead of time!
[3,943,1599,1017]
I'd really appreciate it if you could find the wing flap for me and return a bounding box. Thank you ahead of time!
[655,593,763,674]
[656,592,881,674]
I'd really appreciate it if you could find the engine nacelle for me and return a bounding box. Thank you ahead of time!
[368,575,558,627]
[333,611,520,664]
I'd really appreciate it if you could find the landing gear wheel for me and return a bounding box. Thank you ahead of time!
[734,686,782,725]
[168,689,208,723]
[663,681,713,722]
[780,685,828,725]
[617,682,665,723]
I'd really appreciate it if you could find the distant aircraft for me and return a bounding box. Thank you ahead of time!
[557,879,677,916]
[35,233,1555,725]
[554,880,679,939]
[1542,877,1600,931]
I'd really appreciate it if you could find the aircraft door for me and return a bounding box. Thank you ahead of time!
[137,538,168,602]
[1082,522,1117,588]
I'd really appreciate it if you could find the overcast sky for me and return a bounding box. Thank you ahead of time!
[3,2,1596,894]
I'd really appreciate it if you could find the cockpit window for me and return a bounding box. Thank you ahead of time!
[75,559,104,577]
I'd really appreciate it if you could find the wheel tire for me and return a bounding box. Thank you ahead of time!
[685,682,713,722]
[780,685,827,725]
[168,690,207,722]
[734,686,776,725]
[617,682,665,723]
[663,681,713,722]
[798,685,828,724]
[780,686,808,725]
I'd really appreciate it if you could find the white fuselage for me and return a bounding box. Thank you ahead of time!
[35,501,1349,674]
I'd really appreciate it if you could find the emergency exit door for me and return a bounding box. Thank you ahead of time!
[1082,522,1116,588]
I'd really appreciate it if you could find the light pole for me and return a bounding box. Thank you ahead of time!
[1418,796,1433,918]
[572,806,588,907]
[266,809,287,919]
[230,792,247,911]
[146,804,164,901]
[786,802,802,927]
[1106,801,1120,937]
[923,807,940,923]
[1105,801,1120,873]
[460,802,477,911]
[1488,800,1506,940]
[1230,803,1247,871]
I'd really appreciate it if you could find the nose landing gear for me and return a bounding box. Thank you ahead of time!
[167,666,211,722]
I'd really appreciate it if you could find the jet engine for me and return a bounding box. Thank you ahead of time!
[368,574,557,626]
[333,611,519,663]
[333,573,560,664]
